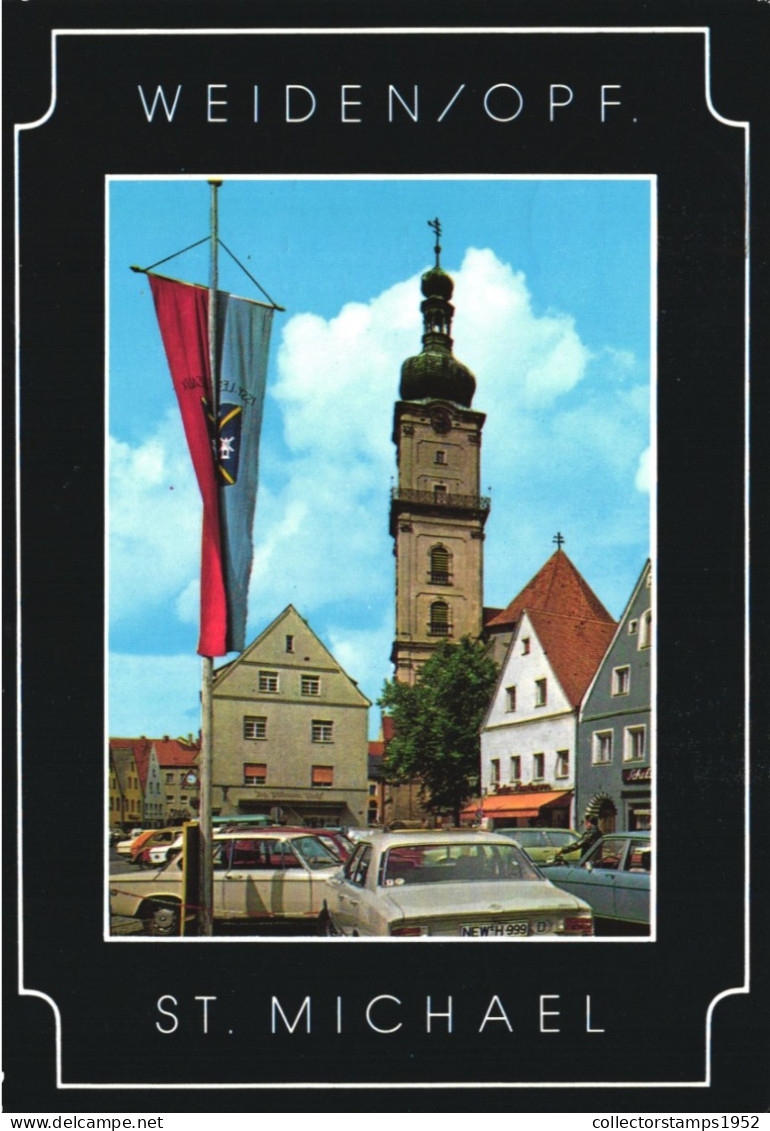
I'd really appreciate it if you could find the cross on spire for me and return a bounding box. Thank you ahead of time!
[553,532,565,550]
[428,217,442,266]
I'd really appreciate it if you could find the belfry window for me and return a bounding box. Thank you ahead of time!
[429,545,451,585]
[429,600,452,637]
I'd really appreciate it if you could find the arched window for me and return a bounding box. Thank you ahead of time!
[429,600,451,636]
[429,544,451,585]
[639,608,652,649]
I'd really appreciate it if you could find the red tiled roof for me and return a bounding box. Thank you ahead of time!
[152,738,200,768]
[381,716,396,743]
[485,549,614,630]
[368,740,385,757]
[527,608,617,707]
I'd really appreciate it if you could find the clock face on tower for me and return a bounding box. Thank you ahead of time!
[430,406,452,434]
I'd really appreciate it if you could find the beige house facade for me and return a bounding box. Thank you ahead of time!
[108,739,144,830]
[212,606,370,828]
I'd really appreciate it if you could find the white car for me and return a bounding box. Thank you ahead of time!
[146,834,183,867]
[322,831,594,938]
[109,830,340,935]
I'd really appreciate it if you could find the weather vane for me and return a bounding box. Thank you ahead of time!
[428,217,442,267]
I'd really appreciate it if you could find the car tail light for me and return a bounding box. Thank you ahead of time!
[563,916,594,935]
[390,925,428,937]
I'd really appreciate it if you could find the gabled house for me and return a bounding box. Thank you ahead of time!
[576,561,652,833]
[211,605,370,828]
[108,738,146,830]
[477,549,617,829]
[133,738,164,828]
[152,736,200,825]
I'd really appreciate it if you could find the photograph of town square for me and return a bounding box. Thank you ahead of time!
[108,177,652,937]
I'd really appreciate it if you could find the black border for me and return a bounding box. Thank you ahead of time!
[4,0,768,1112]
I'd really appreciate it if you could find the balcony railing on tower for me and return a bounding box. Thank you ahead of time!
[390,487,491,513]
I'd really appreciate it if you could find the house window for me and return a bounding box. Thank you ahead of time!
[534,678,548,707]
[285,634,294,653]
[490,758,500,786]
[244,716,267,740]
[312,720,334,743]
[521,637,531,655]
[243,762,267,785]
[506,685,517,712]
[434,450,447,465]
[639,609,652,649]
[301,675,321,696]
[624,725,646,762]
[165,772,173,784]
[510,756,521,782]
[628,619,638,635]
[592,730,613,764]
[433,484,447,503]
[258,670,279,693]
[429,545,451,585]
[312,765,334,787]
[555,750,570,779]
[612,666,631,696]
[533,753,545,779]
[429,600,451,636]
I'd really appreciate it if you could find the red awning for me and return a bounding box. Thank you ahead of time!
[460,790,572,820]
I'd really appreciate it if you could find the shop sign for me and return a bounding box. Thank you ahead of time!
[623,766,652,784]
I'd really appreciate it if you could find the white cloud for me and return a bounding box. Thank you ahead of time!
[635,446,652,493]
[453,248,592,407]
[326,616,395,708]
[109,411,201,625]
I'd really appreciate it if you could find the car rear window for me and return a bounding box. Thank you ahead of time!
[381,842,540,886]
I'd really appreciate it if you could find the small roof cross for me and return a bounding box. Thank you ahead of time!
[428,217,442,266]
[553,532,565,550]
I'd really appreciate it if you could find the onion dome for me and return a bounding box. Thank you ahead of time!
[399,220,476,408]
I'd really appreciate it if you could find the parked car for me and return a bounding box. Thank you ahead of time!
[321,831,594,938]
[128,827,180,865]
[496,828,582,866]
[115,828,145,856]
[109,830,340,935]
[226,825,354,863]
[541,832,651,934]
[144,833,184,868]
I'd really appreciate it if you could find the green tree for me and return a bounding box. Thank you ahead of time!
[378,636,499,824]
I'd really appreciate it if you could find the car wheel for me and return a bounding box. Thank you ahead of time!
[146,901,181,936]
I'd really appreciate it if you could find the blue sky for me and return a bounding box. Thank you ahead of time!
[108,176,652,740]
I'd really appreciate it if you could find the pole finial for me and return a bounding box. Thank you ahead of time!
[427,217,442,267]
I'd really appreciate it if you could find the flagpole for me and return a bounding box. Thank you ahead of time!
[199,178,222,937]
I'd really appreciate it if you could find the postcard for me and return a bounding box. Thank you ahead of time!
[6,1,765,1112]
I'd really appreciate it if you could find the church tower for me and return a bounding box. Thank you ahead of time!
[390,220,489,684]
